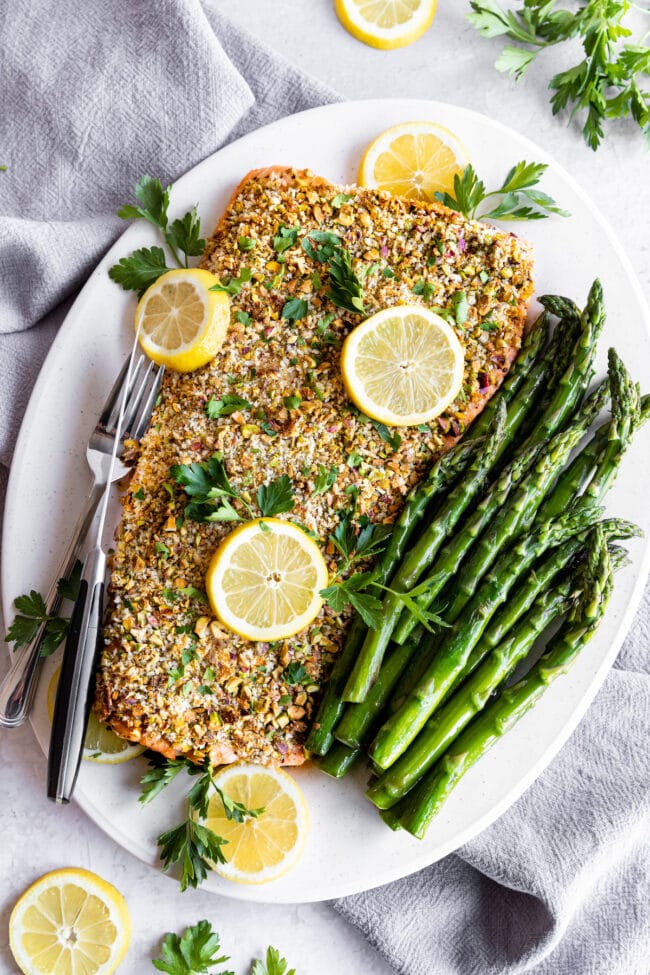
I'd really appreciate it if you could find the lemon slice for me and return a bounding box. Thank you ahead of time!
[335,0,437,50]
[206,519,328,642]
[341,305,465,426]
[134,268,230,372]
[9,868,132,975]
[203,764,308,885]
[47,667,145,764]
[359,121,469,201]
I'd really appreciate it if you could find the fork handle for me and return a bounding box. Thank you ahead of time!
[0,482,103,727]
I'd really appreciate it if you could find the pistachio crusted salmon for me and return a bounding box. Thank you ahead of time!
[95,166,534,767]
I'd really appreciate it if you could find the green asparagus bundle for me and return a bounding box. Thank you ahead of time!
[398,527,614,839]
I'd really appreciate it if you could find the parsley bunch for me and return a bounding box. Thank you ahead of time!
[169,454,295,524]
[109,176,206,295]
[468,1,650,150]
[436,160,570,221]
[141,756,264,893]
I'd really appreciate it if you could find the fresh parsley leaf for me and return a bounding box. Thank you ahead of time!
[313,463,338,494]
[331,192,352,209]
[257,475,295,517]
[302,231,365,315]
[206,394,251,418]
[250,946,296,975]
[284,662,309,685]
[210,267,253,297]
[5,570,81,658]
[320,573,384,629]
[237,236,256,252]
[371,420,401,451]
[108,245,170,296]
[283,394,301,410]
[382,266,396,278]
[153,920,233,975]
[273,225,300,254]
[436,160,569,221]
[281,298,308,322]
[56,560,82,602]
[158,818,228,893]
[117,174,170,229]
[139,754,193,805]
[170,454,253,523]
[166,207,206,262]
[213,785,265,824]
[155,541,170,558]
[235,310,252,326]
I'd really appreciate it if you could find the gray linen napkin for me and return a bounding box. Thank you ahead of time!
[2,5,649,974]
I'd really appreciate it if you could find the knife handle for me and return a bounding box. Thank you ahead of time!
[47,547,106,804]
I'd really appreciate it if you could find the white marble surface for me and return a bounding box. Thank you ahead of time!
[1,3,648,974]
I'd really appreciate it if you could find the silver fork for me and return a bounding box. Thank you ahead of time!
[0,354,163,727]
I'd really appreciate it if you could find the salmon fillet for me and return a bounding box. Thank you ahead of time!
[95,167,534,766]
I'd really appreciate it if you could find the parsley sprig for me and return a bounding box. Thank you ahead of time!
[468,1,650,150]
[109,176,206,295]
[436,161,570,221]
[152,920,294,975]
[153,920,233,975]
[319,512,391,628]
[302,231,365,314]
[5,562,82,657]
[140,756,265,893]
[169,455,295,523]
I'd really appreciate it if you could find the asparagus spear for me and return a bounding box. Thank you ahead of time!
[305,433,482,756]
[369,500,605,770]
[539,354,645,521]
[318,740,360,778]
[334,636,422,749]
[343,401,508,703]
[522,279,606,448]
[399,526,614,838]
[367,580,576,808]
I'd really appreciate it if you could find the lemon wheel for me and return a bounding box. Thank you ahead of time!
[335,0,438,50]
[134,268,230,372]
[9,868,132,975]
[359,121,469,201]
[203,764,308,885]
[341,305,465,426]
[206,518,328,642]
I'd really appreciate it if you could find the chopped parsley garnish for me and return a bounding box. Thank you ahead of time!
[331,192,352,208]
[256,475,295,517]
[237,235,256,252]
[210,267,253,297]
[281,298,308,322]
[283,395,302,410]
[235,310,251,326]
[284,662,310,686]
[205,394,251,418]
[313,463,338,494]
[273,225,300,254]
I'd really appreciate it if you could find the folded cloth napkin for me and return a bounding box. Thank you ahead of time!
[0,0,338,469]
[2,5,649,975]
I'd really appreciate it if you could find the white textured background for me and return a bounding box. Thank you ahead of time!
[1,2,648,973]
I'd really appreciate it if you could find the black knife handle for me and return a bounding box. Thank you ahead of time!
[47,546,106,804]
